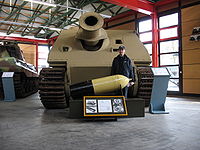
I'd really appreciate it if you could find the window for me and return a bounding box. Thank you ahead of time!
[159,12,179,92]
[140,32,152,42]
[159,13,178,28]
[139,20,152,32]
[168,79,179,91]
[138,18,152,43]
[38,45,49,72]
[137,11,180,92]
[160,27,178,39]
[167,66,179,78]
[160,40,179,54]
[138,18,152,66]
[160,53,179,66]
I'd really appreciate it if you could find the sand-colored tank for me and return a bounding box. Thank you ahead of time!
[0,42,38,100]
[39,12,153,109]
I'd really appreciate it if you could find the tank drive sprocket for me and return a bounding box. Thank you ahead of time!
[137,67,153,107]
[39,67,67,109]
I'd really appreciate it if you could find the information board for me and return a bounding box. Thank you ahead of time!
[83,96,128,117]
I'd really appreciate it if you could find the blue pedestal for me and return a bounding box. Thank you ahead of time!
[2,72,16,102]
[149,68,170,114]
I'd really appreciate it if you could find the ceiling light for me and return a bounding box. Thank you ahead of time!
[24,0,56,7]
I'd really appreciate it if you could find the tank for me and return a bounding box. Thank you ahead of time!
[0,42,38,100]
[39,12,153,109]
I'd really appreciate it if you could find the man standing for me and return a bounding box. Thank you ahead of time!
[111,45,134,98]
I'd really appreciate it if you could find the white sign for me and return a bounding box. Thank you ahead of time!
[152,67,169,76]
[2,72,14,78]
[98,99,112,113]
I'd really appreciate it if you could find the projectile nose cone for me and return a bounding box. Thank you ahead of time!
[115,75,130,89]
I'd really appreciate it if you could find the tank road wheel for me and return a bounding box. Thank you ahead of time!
[137,67,154,107]
[39,68,67,109]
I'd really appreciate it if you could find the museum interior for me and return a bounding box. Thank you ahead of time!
[0,0,200,149]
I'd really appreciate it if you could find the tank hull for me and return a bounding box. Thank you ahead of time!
[39,12,153,109]
[0,44,38,100]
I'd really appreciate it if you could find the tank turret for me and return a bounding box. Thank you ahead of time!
[76,12,108,51]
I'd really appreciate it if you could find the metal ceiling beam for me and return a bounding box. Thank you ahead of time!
[44,0,70,28]
[43,1,117,38]
[94,3,104,12]
[21,4,45,36]
[0,1,53,14]
[115,6,123,15]
[59,1,115,28]
[30,0,74,37]
[34,0,99,38]
[10,0,18,13]
[7,0,63,35]
[0,16,44,25]
[94,3,116,13]
[102,3,115,15]
[7,0,24,35]
[0,2,57,22]
[0,0,6,14]
[46,1,117,38]
[0,1,28,30]
[7,7,53,35]
[155,0,179,7]
[2,1,28,21]
[101,0,154,15]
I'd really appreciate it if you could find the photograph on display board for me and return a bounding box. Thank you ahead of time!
[86,99,97,113]
[112,99,125,113]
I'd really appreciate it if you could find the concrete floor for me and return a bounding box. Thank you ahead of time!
[0,93,200,150]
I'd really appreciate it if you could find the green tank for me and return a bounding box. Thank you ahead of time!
[0,42,38,100]
[39,12,153,109]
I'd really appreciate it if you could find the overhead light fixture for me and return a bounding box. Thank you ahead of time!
[24,0,56,7]
[138,9,151,16]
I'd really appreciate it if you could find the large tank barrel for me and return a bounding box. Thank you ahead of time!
[76,12,108,51]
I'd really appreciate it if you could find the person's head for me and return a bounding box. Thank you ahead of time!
[118,45,126,56]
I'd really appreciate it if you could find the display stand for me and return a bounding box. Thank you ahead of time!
[149,68,170,114]
[83,96,128,118]
[2,72,16,102]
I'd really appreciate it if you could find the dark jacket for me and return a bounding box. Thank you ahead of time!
[111,54,134,80]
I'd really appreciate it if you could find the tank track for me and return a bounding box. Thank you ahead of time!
[0,72,3,100]
[14,73,38,98]
[0,72,38,100]
[39,67,67,109]
[137,67,153,107]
